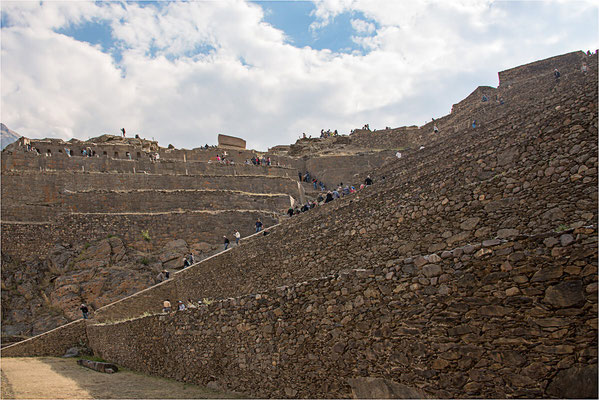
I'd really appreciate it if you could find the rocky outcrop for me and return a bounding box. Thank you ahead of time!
[1,123,20,150]
[1,235,222,337]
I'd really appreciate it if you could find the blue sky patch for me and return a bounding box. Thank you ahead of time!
[55,18,124,63]
[254,1,377,54]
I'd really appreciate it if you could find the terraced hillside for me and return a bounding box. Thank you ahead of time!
[0,136,301,336]
[3,51,597,398]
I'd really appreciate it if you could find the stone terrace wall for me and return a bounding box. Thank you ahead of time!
[1,152,293,178]
[2,190,291,220]
[450,86,498,115]
[87,229,598,398]
[1,172,298,207]
[1,211,278,259]
[1,319,88,357]
[89,54,597,325]
[349,126,420,150]
[304,152,395,189]
[1,171,299,222]
[498,51,586,88]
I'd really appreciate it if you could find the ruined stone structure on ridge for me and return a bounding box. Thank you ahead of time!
[2,50,598,398]
[218,134,247,149]
[1,134,299,256]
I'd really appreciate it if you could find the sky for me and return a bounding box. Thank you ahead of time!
[1,0,597,151]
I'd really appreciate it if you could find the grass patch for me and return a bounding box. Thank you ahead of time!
[141,230,151,241]
[76,355,107,363]
[556,224,570,232]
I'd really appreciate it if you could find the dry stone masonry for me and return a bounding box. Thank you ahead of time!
[2,51,597,398]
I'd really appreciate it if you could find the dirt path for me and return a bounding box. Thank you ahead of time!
[1,357,241,399]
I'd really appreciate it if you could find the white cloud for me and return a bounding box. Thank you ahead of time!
[1,0,597,150]
[351,18,375,34]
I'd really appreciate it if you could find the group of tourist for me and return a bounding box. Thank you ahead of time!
[299,171,327,191]
[149,152,160,162]
[182,253,195,268]
[156,269,170,283]
[320,129,338,138]
[162,298,207,313]
[287,176,373,217]
[246,156,272,166]
[223,230,242,250]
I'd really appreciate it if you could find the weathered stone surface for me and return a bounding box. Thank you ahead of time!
[544,280,585,308]
[497,228,519,239]
[559,234,575,246]
[348,377,429,399]
[482,239,501,247]
[531,266,563,282]
[546,364,598,398]
[421,264,442,278]
[460,217,480,231]
[478,305,512,317]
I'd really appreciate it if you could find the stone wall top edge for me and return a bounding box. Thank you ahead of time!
[497,50,586,75]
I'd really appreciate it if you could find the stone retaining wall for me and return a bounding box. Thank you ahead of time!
[1,152,292,177]
[2,190,291,220]
[498,51,586,87]
[1,172,299,201]
[87,229,598,398]
[1,319,88,357]
[1,211,279,258]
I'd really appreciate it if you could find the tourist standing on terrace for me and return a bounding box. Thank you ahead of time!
[163,299,171,313]
[121,128,126,137]
[223,236,230,250]
[234,230,241,245]
[255,219,263,232]
[325,191,334,203]
[364,176,373,186]
[80,304,89,319]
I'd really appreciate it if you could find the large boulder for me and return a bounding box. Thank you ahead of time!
[159,240,189,269]
[546,364,598,398]
[347,377,429,399]
[544,280,585,308]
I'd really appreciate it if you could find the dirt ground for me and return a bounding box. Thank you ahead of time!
[1,357,242,399]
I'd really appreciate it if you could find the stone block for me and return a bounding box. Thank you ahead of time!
[347,377,429,399]
[421,264,442,278]
[546,364,598,398]
[544,280,585,308]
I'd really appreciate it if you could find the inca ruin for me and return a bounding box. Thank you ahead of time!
[1,50,597,398]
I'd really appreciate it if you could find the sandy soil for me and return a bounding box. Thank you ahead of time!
[1,357,241,399]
